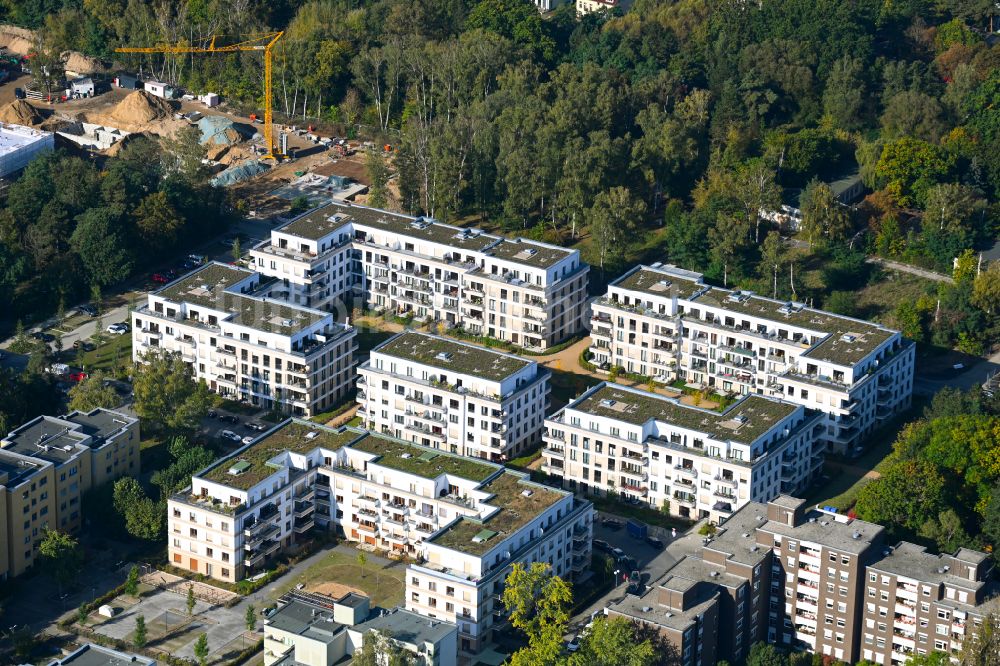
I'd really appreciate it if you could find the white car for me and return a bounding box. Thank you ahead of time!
[241,435,255,445]
[107,323,129,335]
[220,430,241,443]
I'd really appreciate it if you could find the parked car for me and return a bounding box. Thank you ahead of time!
[30,331,54,342]
[73,340,96,351]
[646,536,665,550]
[78,304,98,316]
[610,547,625,560]
[565,636,581,653]
[221,414,240,424]
[151,273,171,284]
[68,372,88,382]
[247,422,267,432]
[601,517,624,530]
[207,409,218,419]
[107,323,129,335]
[592,539,611,553]
[14,87,24,99]
[219,430,240,443]
[241,435,255,445]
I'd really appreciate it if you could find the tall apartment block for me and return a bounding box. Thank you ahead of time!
[0,409,139,579]
[861,543,999,664]
[169,418,593,653]
[249,202,590,351]
[542,382,824,523]
[131,262,357,417]
[357,331,550,462]
[610,496,998,666]
[589,264,914,455]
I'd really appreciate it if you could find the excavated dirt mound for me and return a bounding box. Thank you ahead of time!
[0,25,35,56]
[0,100,42,126]
[109,91,173,125]
[61,50,106,75]
[104,131,155,157]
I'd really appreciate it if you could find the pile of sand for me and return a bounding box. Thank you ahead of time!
[0,100,42,126]
[109,91,172,125]
[0,24,35,56]
[104,131,155,157]
[62,50,106,75]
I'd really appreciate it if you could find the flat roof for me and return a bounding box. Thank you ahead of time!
[200,420,364,490]
[0,123,52,154]
[608,568,719,633]
[47,643,156,666]
[868,542,989,593]
[266,598,344,644]
[690,289,895,365]
[758,505,884,555]
[702,500,774,566]
[485,237,574,269]
[429,472,565,556]
[355,607,455,645]
[374,331,531,382]
[155,262,330,335]
[278,202,575,268]
[567,383,799,445]
[351,433,499,483]
[0,449,48,486]
[612,265,707,300]
[2,416,88,464]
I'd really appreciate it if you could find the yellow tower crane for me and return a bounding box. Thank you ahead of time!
[116,32,284,160]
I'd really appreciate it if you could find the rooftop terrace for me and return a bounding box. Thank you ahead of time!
[199,420,363,490]
[485,237,574,269]
[157,262,253,308]
[351,433,499,483]
[374,331,531,382]
[612,265,707,301]
[567,383,799,445]
[430,472,565,556]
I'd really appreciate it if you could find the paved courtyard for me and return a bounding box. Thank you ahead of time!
[89,585,256,661]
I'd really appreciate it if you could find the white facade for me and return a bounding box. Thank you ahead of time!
[590,264,914,456]
[0,123,53,178]
[169,418,592,654]
[249,202,590,351]
[131,262,356,417]
[357,331,550,462]
[543,382,824,523]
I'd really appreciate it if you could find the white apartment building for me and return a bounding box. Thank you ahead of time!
[589,264,914,456]
[169,419,593,653]
[542,382,825,523]
[249,202,590,351]
[357,331,550,462]
[131,262,357,418]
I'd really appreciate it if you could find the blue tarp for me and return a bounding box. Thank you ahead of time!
[211,160,269,186]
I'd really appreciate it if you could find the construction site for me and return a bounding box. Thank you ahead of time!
[0,24,381,218]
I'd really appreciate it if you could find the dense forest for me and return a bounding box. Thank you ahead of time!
[1,0,999,347]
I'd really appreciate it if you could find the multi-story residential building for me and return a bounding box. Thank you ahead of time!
[357,331,550,462]
[576,0,631,15]
[131,262,357,417]
[589,264,914,455]
[0,409,139,579]
[169,418,593,653]
[249,202,590,351]
[542,382,824,523]
[263,590,458,666]
[861,543,1000,665]
[610,496,998,666]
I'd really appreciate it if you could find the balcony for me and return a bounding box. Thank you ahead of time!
[244,522,279,549]
[674,465,697,477]
[544,446,565,459]
[356,495,379,508]
[294,501,315,518]
[714,475,738,488]
[315,491,331,506]
[294,516,315,533]
[245,539,280,567]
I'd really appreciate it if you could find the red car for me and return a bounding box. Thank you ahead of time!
[68,372,88,382]
[151,273,172,284]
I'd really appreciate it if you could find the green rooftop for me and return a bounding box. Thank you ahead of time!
[613,266,707,300]
[375,331,531,382]
[485,238,574,269]
[690,288,895,365]
[430,472,565,556]
[158,263,254,309]
[351,433,499,482]
[335,202,500,252]
[200,420,363,490]
[228,294,327,335]
[570,384,799,445]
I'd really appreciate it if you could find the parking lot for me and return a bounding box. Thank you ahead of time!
[197,405,276,449]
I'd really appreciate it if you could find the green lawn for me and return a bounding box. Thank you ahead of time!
[268,550,406,609]
[78,335,132,373]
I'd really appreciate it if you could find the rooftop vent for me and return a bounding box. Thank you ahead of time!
[742,533,750,538]
[840,334,857,343]
[808,517,816,523]
[751,545,759,552]
[599,399,616,408]
[852,531,862,539]
[642,606,652,612]
[435,352,453,362]
[521,489,534,498]
[472,529,498,544]
[401,453,413,459]
[305,431,319,440]
[710,571,719,577]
